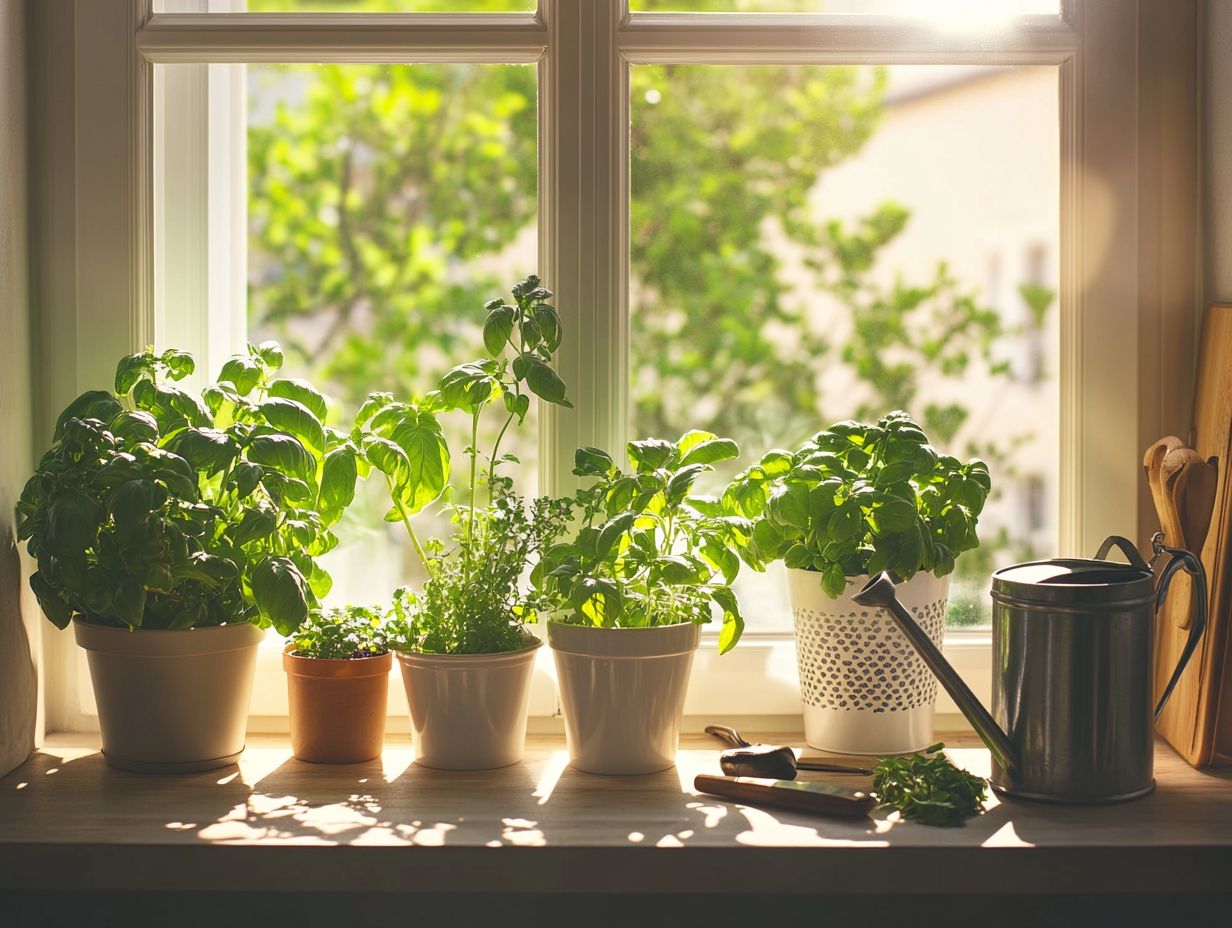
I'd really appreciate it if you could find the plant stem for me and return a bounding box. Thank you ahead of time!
[465,406,481,578]
[388,474,432,574]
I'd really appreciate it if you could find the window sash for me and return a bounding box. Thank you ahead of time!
[34,0,1199,731]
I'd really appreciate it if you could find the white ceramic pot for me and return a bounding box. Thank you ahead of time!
[74,619,264,773]
[548,621,699,775]
[787,568,951,755]
[395,639,541,770]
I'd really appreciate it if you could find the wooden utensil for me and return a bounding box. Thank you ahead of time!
[694,774,876,820]
[1150,303,1232,767]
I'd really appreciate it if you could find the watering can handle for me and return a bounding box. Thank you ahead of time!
[1149,536,1208,721]
[1093,535,1152,571]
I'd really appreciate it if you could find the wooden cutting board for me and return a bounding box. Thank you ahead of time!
[1155,303,1232,766]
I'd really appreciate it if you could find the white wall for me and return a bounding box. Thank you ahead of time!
[1207,0,1232,303]
[0,0,38,777]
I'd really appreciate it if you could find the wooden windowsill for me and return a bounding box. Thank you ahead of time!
[1,732,1230,896]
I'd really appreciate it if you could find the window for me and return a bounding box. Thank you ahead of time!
[41,0,1191,728]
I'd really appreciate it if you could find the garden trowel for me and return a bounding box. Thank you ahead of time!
[705,725,873,779]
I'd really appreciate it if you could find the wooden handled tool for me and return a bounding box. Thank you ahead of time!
[694,774,876,819]
[704,724,873,779]
[1143,438,1218,629]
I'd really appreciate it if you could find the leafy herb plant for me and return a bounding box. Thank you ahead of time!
[535,432,750,653]
[291,605,388,660]
[725,410,990,597]
[356,276,574,654]
[872,743,988,826]
[17,344,357,633]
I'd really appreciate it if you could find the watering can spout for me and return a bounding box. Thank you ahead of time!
[854,573,1019,772]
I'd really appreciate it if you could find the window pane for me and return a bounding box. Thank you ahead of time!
[156,62,538,617]
[630,63,1059,630]
[157,1,535,11]
[630,1,1060,15]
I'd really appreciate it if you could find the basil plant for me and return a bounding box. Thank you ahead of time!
[725,410,990,598]
[17,344,357,633]
[534,432,751,654]
[355,276,576,655]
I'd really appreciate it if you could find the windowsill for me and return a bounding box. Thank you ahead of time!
[1,732,1230,896]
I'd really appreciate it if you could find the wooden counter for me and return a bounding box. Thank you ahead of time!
[1,732,1230,897]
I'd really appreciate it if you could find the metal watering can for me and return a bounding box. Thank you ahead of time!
[854,535,1206,804]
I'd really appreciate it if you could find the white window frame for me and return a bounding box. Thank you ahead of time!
[29,0,1200,732]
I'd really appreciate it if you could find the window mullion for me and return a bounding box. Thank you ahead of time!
[538,0,630,498]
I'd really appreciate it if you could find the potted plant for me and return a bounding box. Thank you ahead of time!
[536,432,748,775]
[284,605,391,764]
[357,276,574,770]
[726,410,990,755]
[17,343,355,772]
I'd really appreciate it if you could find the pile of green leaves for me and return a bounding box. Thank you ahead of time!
[357,276,574,655]
[872,743,988,827]
[535,432,750,654]
[291,605,388,660]
[17,344,357,633]
[725,411,990,597]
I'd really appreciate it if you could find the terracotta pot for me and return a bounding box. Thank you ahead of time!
[395,639,541,770]
[788,568,951,755]
[284,647,391,764]
[548,621,699,775]
[74,618,264,773]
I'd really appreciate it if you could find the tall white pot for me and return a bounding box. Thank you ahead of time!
[787,569,951,755]
[396,639,541,770]
[548,622,698,775]
[74,619,264,773]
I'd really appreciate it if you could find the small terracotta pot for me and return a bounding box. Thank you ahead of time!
[283,646,392,764]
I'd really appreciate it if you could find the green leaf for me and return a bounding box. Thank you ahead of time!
[627,438,677,472]
[47,489,102,553]
[570,577,622,627]
[249,555,310,636]
[355,392,395,429]
[483,304,517,355]
[115,354,156,395]
[227,461,264,500]
[29,573,72,629]
[259,398,326,456]
[390,422,451,514]
[521,357,572,408]
[711,585,744,655]
[822,563,847,598]
[596,512,635,558]
[876,495,918,533]
[574,446,615,478]
[767,482,810,530]
[247,434,315,482]
[267,378,328,421]
[168,428,240,474]
[254,341,284,370]
[160,349,196,380]
[318,447,358,517]
[111,576,148,628]
[54,391,123,441]
[231,507,278,546]
[109,410,159,444]
[679,437,739,468]
[439,363,500,411]
[529,303,563,352]
[363,436,411,487]
[666,463,707,507]
[217,356,262,396]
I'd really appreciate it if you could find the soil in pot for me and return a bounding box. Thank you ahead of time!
[395,638,542,770]
[284,647,392,764]
[548,621,699,776]
[74,619,264,773]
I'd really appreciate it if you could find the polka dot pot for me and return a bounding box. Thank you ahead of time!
[786,568,951,755]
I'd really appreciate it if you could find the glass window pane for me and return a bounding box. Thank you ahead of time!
[630,63,1059,630]
[630,1,1060,16]
[157,1,535,11]
[156,62,539,616]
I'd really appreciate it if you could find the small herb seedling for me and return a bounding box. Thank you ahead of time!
[291,605,388,660]
[872,743,988,827]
